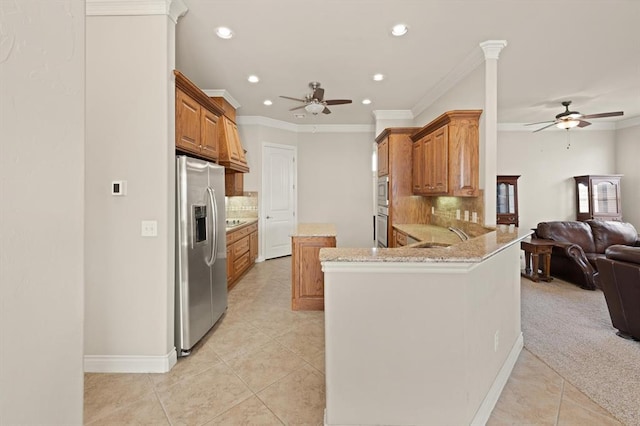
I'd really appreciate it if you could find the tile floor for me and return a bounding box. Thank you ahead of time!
[84,257,622,425]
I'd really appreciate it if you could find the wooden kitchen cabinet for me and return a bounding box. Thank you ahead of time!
[394,229,407,247]
[375,127,422,247]
[174,71,224,161]
[411,110,482,197]
[226,221,258,289]
[225,171,244,196]
[292,235,336,310]
[214,102,249,174]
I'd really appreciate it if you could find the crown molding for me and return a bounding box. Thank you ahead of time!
[411,46,485,119]
[236,116,374,134]
[86,0,188,23]
[372,110,414,120]
[616,115,640,129]
[202,89,242,110]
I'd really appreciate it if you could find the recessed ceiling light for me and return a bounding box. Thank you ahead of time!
[263,99,272,106]
[247,75,259,83]
[362,99,372,105]
[373,73,384,82]
[215,26,233,39]
[391,24,408,37]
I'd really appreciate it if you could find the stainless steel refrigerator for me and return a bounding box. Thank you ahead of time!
[175,155,227,356]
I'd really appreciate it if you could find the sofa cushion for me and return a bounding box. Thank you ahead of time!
[605,245,640,265]
[587,220,638,254]
[536,221,596,253]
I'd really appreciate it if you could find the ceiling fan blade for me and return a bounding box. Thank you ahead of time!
[289,105,306,111]
[577,120,591,128]
[325,99,352,106]
[580,111,624,119]
[313,87,325,101]
[322,107,331,114]
[533,122,558,133]
[524,120,555,126]
[280,95,306,102]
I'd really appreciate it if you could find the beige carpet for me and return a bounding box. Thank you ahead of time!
[521,277,640,426]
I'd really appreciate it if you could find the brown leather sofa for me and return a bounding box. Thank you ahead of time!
[596,245,640,340]
[534,220,639,290]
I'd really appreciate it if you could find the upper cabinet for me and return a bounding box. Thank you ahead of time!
[210,96,249,173]
[574,175,623,221]
[174,70,250,174]
[377,138,389,177]
[411,110,482,197]
[174,71,224,161]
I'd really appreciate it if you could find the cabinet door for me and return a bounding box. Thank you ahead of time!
[226,245,234,289]
[176,89,201,154]
[250,230,258,262]
[448,119,479,196]
[377,139,389,176]
[200,109,219,160]
[430,126,448,194]
[590,177,622,220]
[226,118,242,161]
[412,141,423,194]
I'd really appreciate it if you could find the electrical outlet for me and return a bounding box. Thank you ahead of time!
[494,330,500,352]
[141,220,158,237]
[464,210,469,221]
[472,211,478,223]
[431,206,435,214]
[456,209,461,220]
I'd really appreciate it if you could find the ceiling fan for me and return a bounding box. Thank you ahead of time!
[525,101,624,132]
[280,82,352,115]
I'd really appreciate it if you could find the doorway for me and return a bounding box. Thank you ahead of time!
[262,143,297,259]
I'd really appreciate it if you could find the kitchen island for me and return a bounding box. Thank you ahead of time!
[320,225,531,426]
[291,223,336,310]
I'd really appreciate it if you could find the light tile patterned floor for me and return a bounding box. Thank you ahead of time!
[84,257,622,425]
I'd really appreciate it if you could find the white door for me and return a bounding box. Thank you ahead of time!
[262,143,296,259]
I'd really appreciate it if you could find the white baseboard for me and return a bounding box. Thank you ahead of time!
[471,332,524,425]
[84,348,177,373]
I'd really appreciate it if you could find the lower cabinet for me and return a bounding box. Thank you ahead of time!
[291,235,336,310]
[226,222,258,289]
[393,229,407,247]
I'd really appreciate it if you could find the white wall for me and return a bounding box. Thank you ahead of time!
[297,131,375,247]
[85,15,176,368]
[0,1,85,423]
[497,130,617,231]
[615,123,640,229]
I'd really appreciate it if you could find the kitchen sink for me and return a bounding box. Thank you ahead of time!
[409,241,451,249]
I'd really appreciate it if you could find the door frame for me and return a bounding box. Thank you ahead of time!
[261,142,298,261]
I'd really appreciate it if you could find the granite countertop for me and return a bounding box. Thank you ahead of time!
[292,223,337,238]
[320,225,532,263]
[225,217,258,233]
[393,224,463,246]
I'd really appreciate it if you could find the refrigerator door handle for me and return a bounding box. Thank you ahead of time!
[205,187,218,267]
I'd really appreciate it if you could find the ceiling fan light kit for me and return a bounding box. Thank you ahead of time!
[556,119,580,130]
[305,102,325,115]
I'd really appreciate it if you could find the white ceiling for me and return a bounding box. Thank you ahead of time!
[176,0,640,128]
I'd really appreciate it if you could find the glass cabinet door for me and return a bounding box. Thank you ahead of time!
[496,175,519,225]
[574,175,622,221]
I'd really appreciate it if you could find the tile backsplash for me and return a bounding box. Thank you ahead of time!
[226,191,258,219]
[429,191,488,236]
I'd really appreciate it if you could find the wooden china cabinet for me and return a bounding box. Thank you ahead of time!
[496,175,520,226]
[574,175,623,221]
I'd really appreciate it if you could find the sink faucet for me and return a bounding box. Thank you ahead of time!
[448,226,470,241]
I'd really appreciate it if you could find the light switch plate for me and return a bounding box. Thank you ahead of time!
[464,210,469,221]
[112,180,127,196]
[141,220,158,237]
[456,209,461,220]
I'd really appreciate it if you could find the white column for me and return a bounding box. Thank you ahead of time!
[480,40,507,227]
